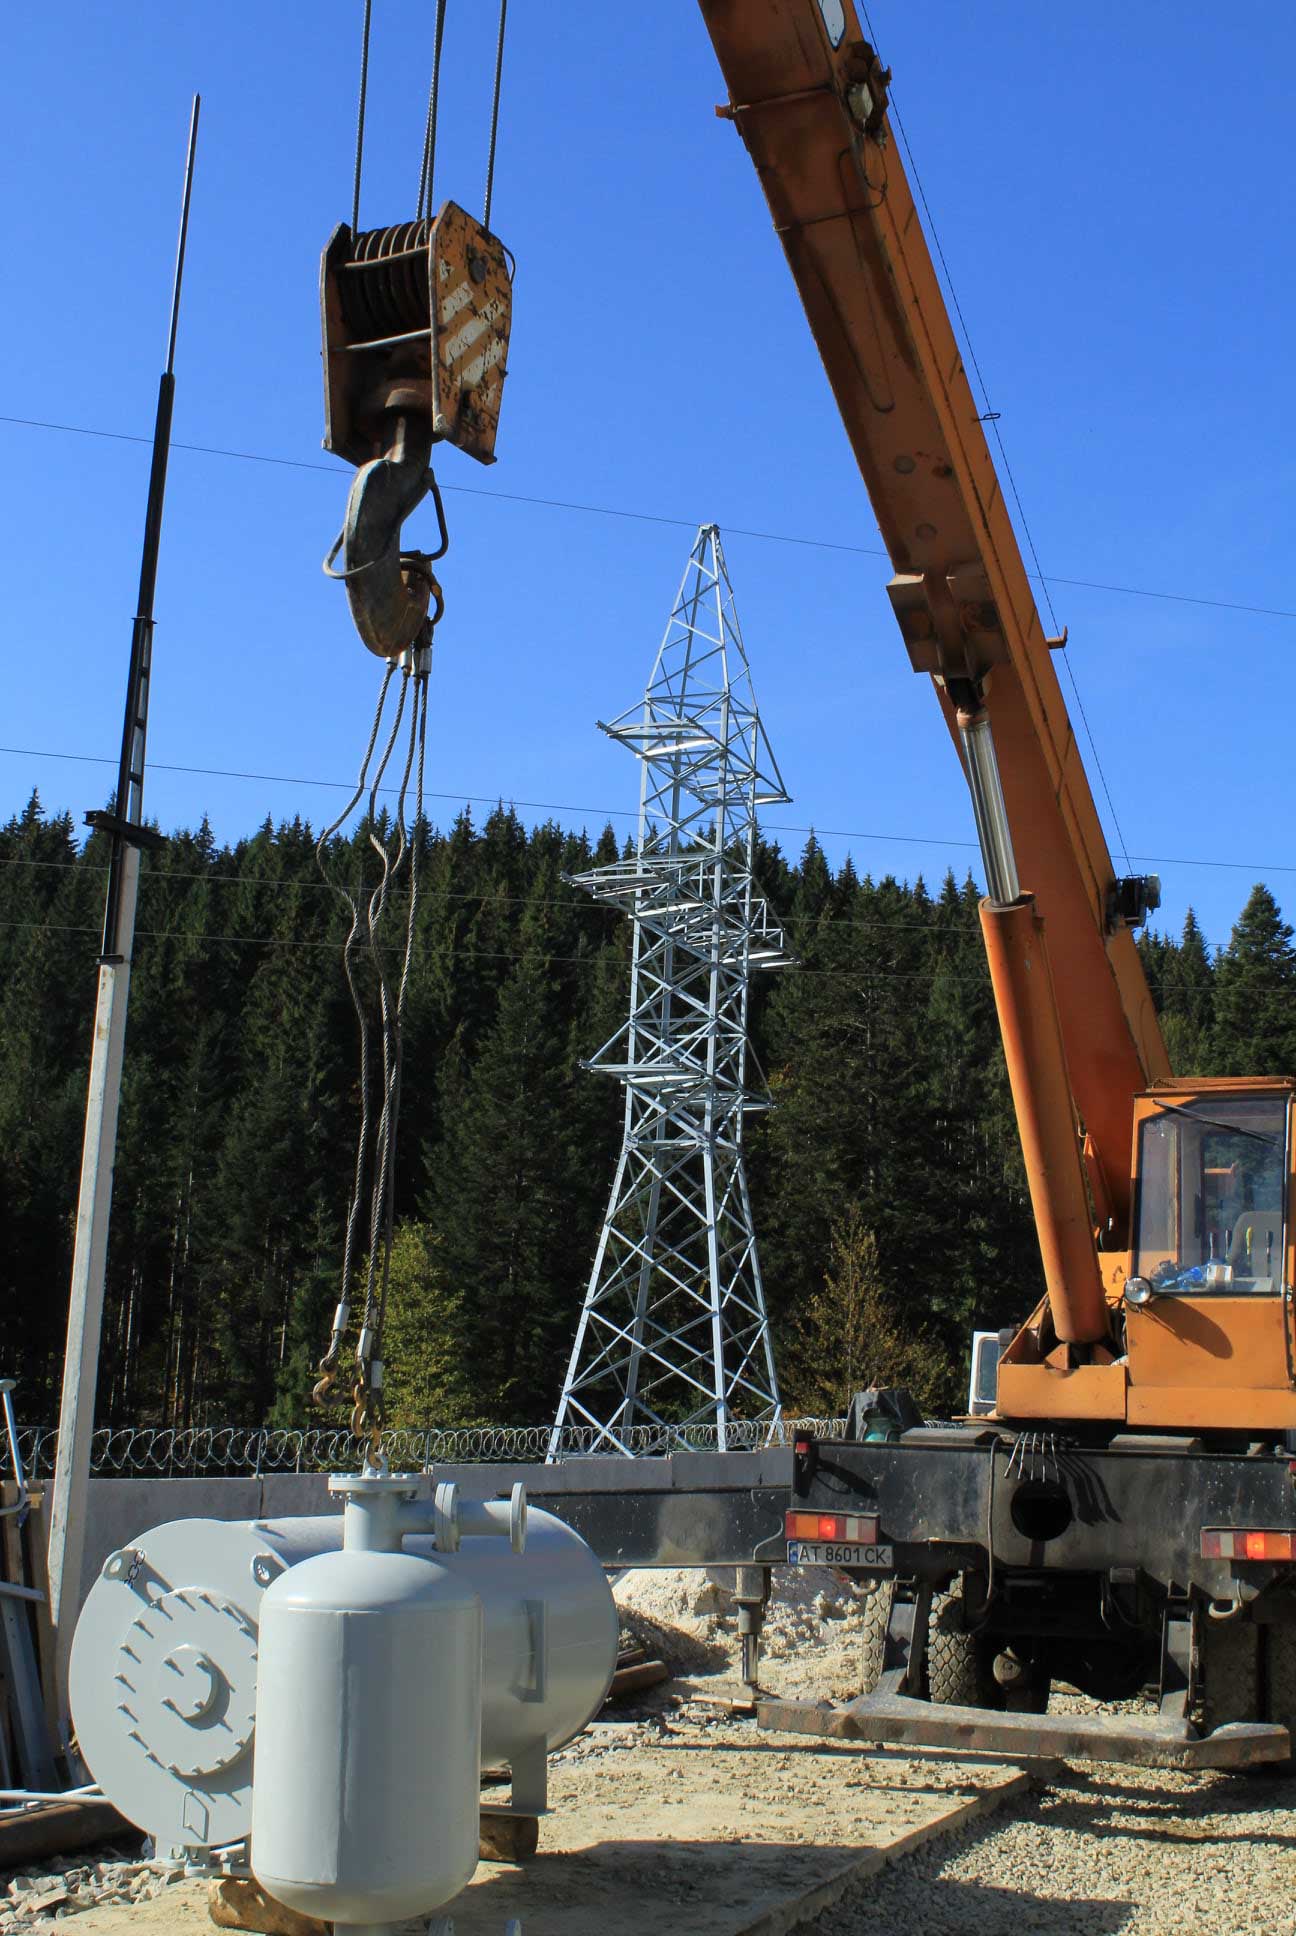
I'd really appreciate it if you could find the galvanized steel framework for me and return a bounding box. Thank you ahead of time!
[551,526,792,1455]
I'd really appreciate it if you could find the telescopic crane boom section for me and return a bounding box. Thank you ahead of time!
[697,1,1171,1258]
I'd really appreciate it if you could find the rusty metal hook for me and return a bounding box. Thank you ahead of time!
[326,407,439,659]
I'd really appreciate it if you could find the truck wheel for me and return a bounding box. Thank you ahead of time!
[1262,1624,1296,1767]
[928,1584,996,1708]
[1199,1616,1260,1731]
[859,1578,896,1695]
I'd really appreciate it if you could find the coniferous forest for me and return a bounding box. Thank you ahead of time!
[3,791,1295,1431]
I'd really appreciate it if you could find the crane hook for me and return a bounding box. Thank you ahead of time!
[324,402,444,659]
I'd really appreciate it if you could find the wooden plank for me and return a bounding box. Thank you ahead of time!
[0,1799,133,1869]
[605,1658,669,1699]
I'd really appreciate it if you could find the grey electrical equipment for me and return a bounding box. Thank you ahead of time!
[253,1540,484,1923]
[69,1477,619,1869]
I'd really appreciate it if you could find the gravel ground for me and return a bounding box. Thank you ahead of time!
[809,1761,1296,1936]
[1,1855,175,1933]
[7,1568,1296,1933]
[620,1568,1296,1935]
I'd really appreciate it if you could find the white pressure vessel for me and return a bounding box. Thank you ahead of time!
[411,1508,619,1768]
[251,1548,482,1924]
[69,1502,618,1858]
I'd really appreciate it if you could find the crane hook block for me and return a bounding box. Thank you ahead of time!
[321,202,512,470]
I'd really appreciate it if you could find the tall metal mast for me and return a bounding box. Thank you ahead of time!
[46,99,200,1720]
[551,526,792,1456]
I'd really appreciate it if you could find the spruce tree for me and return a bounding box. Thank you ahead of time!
[1213,886,1296,1076]
[1160,909,1215,1075]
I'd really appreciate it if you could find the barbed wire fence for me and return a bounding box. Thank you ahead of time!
[16,1417,850,1481]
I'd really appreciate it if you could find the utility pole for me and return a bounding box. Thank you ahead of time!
[46,98,200,1728]
[550,526,793,1457]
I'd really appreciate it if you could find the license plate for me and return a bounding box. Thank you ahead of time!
[785,1540,894,1568]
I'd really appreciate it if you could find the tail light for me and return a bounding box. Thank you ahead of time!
[1202,1528,1296,1561]
[785,1510,879,1544]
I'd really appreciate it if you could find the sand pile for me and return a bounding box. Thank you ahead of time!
[613,1563,874,1699]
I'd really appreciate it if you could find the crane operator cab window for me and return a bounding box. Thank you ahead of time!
[1135,1095,1289,1294]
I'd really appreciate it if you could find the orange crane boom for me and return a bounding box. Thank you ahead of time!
[697,2,1170,1252]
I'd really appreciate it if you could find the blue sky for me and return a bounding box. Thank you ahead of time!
[3,1,1294,957]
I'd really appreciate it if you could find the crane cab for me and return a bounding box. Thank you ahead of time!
[1121,1078,1296,1431]
[994,1077,1296,1433]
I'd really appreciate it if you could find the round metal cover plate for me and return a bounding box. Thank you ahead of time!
[117,1587,258,1779]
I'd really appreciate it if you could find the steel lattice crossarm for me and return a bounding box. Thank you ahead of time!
[551,525,792,1456]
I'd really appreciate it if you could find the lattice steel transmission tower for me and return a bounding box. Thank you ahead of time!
[551,525,793,1455]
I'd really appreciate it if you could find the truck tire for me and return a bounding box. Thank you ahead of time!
[1199,1616,1260,1732]
[928,1584,996,1708]
[859,1578,896,1695]
[1262,1624,1296,1767]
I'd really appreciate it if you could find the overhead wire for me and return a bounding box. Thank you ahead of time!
[0,918,1014,982]
[0,854,1272,952]
[3,741,1293,878]
[2,413,1295,625]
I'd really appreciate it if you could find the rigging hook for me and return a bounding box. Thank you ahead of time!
[324,403,436,659]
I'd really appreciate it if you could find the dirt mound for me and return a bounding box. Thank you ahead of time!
[613,1564,874,1698]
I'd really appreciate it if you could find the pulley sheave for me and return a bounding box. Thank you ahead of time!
[321,201,512,469]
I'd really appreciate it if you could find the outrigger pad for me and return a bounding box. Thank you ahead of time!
[756,1690,1291,1771]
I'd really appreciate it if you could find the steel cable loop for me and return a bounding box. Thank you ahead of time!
[361,665,429,1448]
[347,676,413,1443]
[355,675,414,1271]
[483,0,508,233]
[312,662,398,1406]
[344,655,434,1457]
[374,657,430,1364]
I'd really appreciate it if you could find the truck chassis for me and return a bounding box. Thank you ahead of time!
[445,1425,1296,1769]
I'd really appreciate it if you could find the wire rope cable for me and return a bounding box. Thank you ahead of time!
[416,0,449,223]
[306,642,434,1458]
[312,661,396,1409]
[350,0,374,235]
[483,0,509,232]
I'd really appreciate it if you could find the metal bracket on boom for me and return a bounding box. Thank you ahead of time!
[887,568,1008,687]
[1105,874,1161,934]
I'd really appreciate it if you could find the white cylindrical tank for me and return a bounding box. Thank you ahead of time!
[69,1502,617,1856]
[411,1508,619,1768]
[251,1548,482,1924]
[69,1515,333,1857]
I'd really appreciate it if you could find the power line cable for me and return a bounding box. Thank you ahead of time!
[2,412,1295,624]
[5,738,1295,877]
[3,740,1293,875]
[0,854,1265,950]
[0,916,1001,981]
